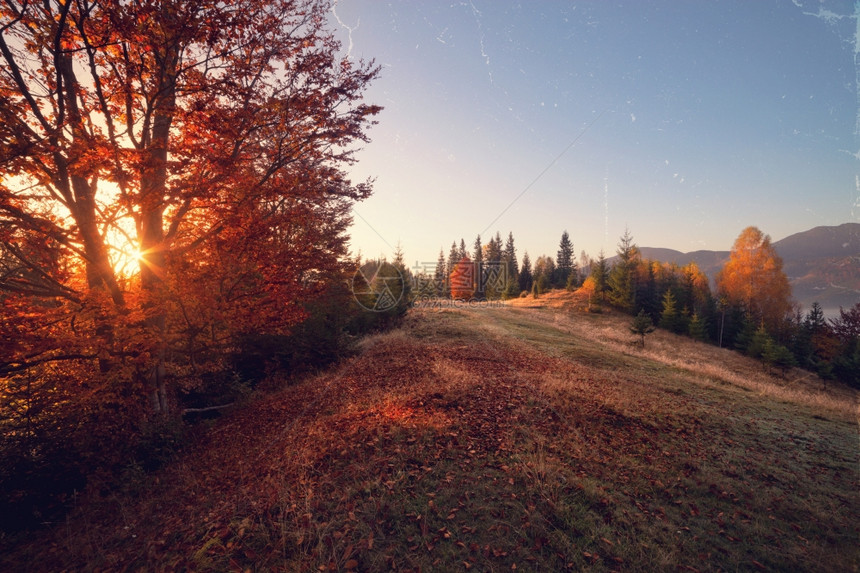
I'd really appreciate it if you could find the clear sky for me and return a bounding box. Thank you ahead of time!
[330,0,858,270]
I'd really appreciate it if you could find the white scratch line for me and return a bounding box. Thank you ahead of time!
[332,0,359,59]
[469,0,493,84]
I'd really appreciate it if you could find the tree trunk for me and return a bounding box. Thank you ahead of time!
[139,45,178,416]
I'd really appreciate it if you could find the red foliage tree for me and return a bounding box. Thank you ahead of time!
[449,256,476,300]
[0,0,380,420]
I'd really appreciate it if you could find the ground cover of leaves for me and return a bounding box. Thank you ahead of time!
[3,302,857,572]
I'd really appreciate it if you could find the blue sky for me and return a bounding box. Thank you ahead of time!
[331,0,858,270]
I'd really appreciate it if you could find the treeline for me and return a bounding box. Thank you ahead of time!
[415,230,582,299]
[422,227,859,388]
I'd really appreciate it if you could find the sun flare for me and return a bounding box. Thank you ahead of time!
[105,222,141,278]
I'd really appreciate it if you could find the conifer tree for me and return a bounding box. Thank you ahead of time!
[503,232,520,297]
[689,312,708,341]
[608,229,639,312]
[392,242,412,303]
[590,250,609,302]
[471,235,484,298]
[435,249,447,297]
[472,236,483,265]
[659,290,681,333]
[459,238,467,260]
[630,310,656,347]
[519,252,533,293]
[487,232,503,263]
[556,231,575,288]
[504,232,519,276]
[447,242,460,286]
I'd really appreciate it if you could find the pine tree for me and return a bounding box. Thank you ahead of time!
[763,339,797,376]
[472,235,484,298]
[556,230,575,288]
[503,232,519,297]
[472,235,483,265]
[608,229,639,312]
[630,310,656,347]
[392,241,412,303]
[660,289,681,333]
[435,249,447,297]
[447,241,463,277]
[447,241,460,293]
[487,232,503,263]
[746,324,772,359]
[590,250,609,302]
[504,232,519,276]
[459,238,467,260]
[519,252,533,293]
[688,312,708,341]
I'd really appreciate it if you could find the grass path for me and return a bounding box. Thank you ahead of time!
[3,300,857,571]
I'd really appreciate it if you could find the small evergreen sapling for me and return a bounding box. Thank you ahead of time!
[631,310,656,347]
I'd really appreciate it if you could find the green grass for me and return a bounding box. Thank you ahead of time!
[2,300,857,572]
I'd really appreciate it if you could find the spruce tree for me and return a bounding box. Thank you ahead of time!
[487,232,503,263]
[447,242,460,285]
[503,232,519,297]
[519,252,533,293]
[688,312,708,341]
[556,230,575,288]
[472,235,483,265]
[608,229,639,312]
[590,250,609,302]
[435,249,447,297]
[630,310,656,347]
[472,235,484,299]
[659,289,681,333]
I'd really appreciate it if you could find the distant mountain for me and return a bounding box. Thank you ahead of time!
[774,224,860,316]
[625,223,860,317]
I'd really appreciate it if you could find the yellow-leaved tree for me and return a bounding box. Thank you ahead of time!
[717,227,793,333]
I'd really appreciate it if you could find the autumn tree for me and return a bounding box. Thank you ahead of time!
[0,0,381,521]
[447,241,461,281]
[449,255,475,300]
[717,227,792,334]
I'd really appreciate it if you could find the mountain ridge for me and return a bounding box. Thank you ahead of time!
[629,223,860,315]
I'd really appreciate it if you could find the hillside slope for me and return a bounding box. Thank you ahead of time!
[3,299,857,571]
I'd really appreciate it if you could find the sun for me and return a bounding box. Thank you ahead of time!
[105,221,141,278]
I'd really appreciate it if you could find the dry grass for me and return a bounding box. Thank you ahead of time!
[503,290,857,421]
[2,296,858,572]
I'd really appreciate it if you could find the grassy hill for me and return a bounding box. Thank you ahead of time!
[3,292,857,572]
